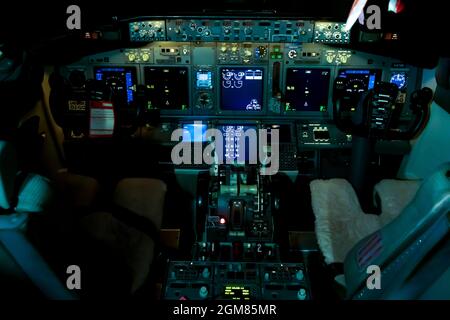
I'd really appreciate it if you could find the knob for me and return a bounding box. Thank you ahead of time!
[297,288,307,300]
[295,270,304,281]
[199,286,208,299]
[264,272,270,281]
[220,46,227,53]
[231,46,238,53]
[202,268,210,279]
[288,49,297,59]
[141,53,150,62]
[128,53,136,62]
[244,49,252,57]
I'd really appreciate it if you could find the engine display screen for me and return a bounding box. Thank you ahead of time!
[94,67,137,104]
[285,68,331,112]
[144,67,189,110]
[220,68,264,111]
[221,125,257,164]
[182,123,208,142]
[336,69,382,93]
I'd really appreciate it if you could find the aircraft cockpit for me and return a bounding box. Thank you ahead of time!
[0,0,449,304]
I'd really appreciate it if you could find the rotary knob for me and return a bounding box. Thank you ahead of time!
[128,53,136,62]
[297,288,307,300]
[199,286,208,299]
[288,49,297,59]
[295,270,304,281]
[141,53,150,62]
[202,268,210,279]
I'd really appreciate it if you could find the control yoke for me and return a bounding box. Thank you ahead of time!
[334,81,433,140]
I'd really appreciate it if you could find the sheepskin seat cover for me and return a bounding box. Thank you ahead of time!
[310,179,420,265]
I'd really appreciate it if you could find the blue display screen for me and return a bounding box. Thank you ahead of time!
[220,68,264,111]
[390,72,408,89]
[337,69,381,92]
[182,123,208,142]
[196,71,213,89]
[94,67,136,104]
[221,125,257,163]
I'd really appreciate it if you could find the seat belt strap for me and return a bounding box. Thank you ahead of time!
[0,230,77,300]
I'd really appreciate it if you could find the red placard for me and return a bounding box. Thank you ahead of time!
[89,101,115,138]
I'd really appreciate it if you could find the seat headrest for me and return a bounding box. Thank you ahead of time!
[436,57,450,89]
[0,140,18,210]
[434,57,450,113]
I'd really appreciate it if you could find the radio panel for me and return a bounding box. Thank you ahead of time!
[164,261,311,300]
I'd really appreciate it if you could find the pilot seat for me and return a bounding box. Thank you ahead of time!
[310,58,450,298]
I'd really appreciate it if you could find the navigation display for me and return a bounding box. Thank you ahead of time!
[144,66,189,110]
[220,68,264,111]
[285,68,331,112]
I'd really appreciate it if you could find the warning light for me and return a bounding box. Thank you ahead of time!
[220,218,226,224]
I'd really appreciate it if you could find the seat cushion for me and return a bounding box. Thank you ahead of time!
[81,178,167,293]
[310,179,381,265]
[374,179,421,225]
[311,178,422,265]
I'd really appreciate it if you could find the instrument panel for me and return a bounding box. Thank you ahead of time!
[63,42,421,117]
[58,17,423,165]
